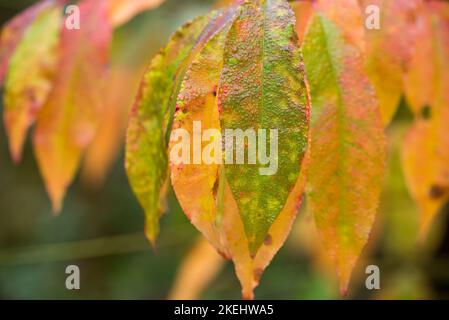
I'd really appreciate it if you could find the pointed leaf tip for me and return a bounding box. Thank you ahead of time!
[126,13,214,245]
[4,5,61,165]
[219,0,309,255]
[303,13,386,293]
[33,0,112,213]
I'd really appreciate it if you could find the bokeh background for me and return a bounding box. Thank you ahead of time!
[1,0,449,300]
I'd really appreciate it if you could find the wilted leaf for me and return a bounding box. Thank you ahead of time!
[302,13,386,295]
[125,14,214,245]
[169,237,224,300]
[169,8,238,257]
[219,0,309,255]
[33,0,112,212]
[3,5,61,163]
[0,0,58,84]
[402,2,449,239]
[107,0,165,27]
[360,0,421,124]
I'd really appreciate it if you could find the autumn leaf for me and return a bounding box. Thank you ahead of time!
[360,0,421,125]
[214,0,244,9]
[3,5,62,163]
[314,0,365,52]
[107,0,166,27]
[169,8,238,257]
[83,7,173,188]
[221,146,309,299]
[33,0,112,213]
[0,0,59,84]
[302,13,386,295]
[402,1,449,239]
[290,0,313,45]
[82,66,140,187]
[219,0,309,255]
[404,2,436,115]
[169,237,224,300]
[125,13,214,246]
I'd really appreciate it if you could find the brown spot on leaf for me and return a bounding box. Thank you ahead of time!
[253,268,263,282]
[264,234,272,246]
[429,185,446,199]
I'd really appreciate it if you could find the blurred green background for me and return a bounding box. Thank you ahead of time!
[1,0,449,300]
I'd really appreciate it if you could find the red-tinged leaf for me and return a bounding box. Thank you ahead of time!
[107,0,165,27]
[3,5,62,163]
[169,8,238,257]
[125,14,215,245]
[404,1,449,114]
[359,0,421,124]
[168,237,224,300]
[314,0,365,52]
[402,3,449,239]
[33,0,112,213]
[0,0,59,84]
[219,0,309,255]
[290,0,313,45]
[302,13,386,295]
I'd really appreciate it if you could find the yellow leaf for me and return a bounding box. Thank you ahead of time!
[107,0,165,27]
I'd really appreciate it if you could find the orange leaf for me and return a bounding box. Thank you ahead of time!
[107,0,165,27]
[169,237,224,300]
[82,66,141,187]
[33,0,112,212]
[169,8,238,257]
[360,0,421,124]
[402,2,449,239]
[291,0,313,45]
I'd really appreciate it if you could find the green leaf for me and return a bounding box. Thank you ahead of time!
[4,5,61,163]
[302,13,386,294]
[0,0,57,84]
[219,0,309,255]
[169,8,238,257]
[126,9,237,245]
